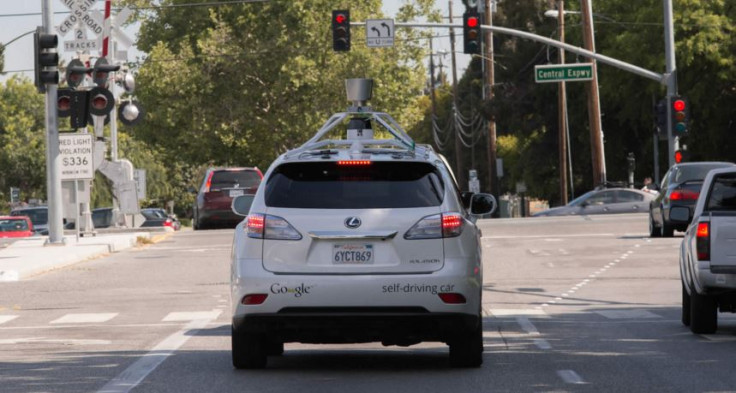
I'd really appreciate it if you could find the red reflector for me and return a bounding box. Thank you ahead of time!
[241,294,268,305]
[438,293,467,304]
[697,222,709,238]
[337,160,371,166]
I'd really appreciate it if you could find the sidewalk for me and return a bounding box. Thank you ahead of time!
[0,230,172,282]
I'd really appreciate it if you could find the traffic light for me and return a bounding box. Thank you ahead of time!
[674,149,690,163]
[87,87,115,117]
[670,96,689,136]
[463,12,482,54]
[332,10,350,52]
[92,58,121,87]
[33,27,59,93]
[66,59,91,90]
[655,99,667,134]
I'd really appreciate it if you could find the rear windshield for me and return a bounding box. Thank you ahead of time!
[707,174,736,211]
[673,164,733,184]
[210,170,261,190]
[11,209,47,225]
[0,218,29,231]
[265,162,445,209]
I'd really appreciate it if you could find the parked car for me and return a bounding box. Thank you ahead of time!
[229,86,496,369]
[678,167,736,334]
[141,208,181,231]
[0,216,34,238]
[532,188,655,217]
[193,167,262,229]
[650,161,735,237]
[10,206,48,235]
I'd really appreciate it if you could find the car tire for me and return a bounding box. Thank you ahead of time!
[449,320,483,368]
[266,339,284,356]
[690,290,717,334]
[661,221,675,237]
[649,212,661,238]
[681,281,691,326]
[232,327,267,369]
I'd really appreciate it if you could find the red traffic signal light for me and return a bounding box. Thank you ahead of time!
[463,12,482,54]
[87,87,115,117]
[332,10,350,52]
[674,149,690,163]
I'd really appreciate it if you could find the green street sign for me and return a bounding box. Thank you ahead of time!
[535,63,594,83]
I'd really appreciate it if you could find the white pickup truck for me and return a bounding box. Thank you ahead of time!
[679,167,736,334]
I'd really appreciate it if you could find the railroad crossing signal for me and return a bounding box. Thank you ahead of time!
[332,10,351,52]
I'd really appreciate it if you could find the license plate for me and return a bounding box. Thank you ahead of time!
[229,189,244,197]
[333,244,374,264]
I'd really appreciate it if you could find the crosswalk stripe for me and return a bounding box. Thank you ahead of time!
[0,315,19,325]
[50,313,119,324]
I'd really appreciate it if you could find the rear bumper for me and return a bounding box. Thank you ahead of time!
[694,261,736,293]
[198,208,243,224]
[233,309,479,344]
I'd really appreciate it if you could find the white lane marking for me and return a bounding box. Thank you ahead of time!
[516,317,540,335]
[97,311,222,393]
[483,233,614,239]
[0,337,110,345]
[162,311,221,322]
[51,313,118,324]
[635,244,641,248]
[490,309,547,317]
[557,370,585,384]
[596,310,661,319]
[0,315,18,325]
[534,339,552,350]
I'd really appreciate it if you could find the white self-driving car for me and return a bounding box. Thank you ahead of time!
[229,79,496,369]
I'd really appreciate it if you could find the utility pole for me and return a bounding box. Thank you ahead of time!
[449,1,466,189]
[429,36,439,150]
[42,0,64,244]
[580,0,606,187]
[556,0,569,204]
[484,0,498,198]
[663,0,677,168]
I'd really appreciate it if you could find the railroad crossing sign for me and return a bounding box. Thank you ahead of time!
[366,19,394,48]
[534,63,594,83]
[58,1,135,55]
[57,0,102,37]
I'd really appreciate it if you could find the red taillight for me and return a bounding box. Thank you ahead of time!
[241,294,268,305]
[337,160,371,166]
[438,293,467,304]
[247,214,265,238]
[441,213,464,238]
[696,222,710,261]
[204,171,214,192]
[163,218,173,227]
[670,190,699,201]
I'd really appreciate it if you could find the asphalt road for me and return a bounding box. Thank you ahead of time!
[1,214,735,393]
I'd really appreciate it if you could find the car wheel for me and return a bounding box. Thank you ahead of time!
[681,281,691,326]
[449,319,483,368]
[649,212,661,238]
[266,339,284,356]
[690,290,717,334]
[232,327,267,369]
[661,221,675,237]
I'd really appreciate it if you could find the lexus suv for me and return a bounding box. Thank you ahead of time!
[193,167,262,229]
[229,79,496,369]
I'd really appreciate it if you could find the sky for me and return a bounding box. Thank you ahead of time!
[0,0,471,83]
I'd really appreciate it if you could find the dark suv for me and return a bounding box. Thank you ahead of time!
[10,206,48,235]
[650,161,735,237]
[193,167,262,229]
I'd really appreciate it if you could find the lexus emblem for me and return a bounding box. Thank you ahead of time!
[344,217,362,229]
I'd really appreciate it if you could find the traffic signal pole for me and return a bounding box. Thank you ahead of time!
[663,0,677,168]
[42,0,65,244]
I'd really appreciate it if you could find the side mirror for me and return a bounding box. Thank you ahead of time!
[231,194,255,217]
[669,206,690,224]
[469,193,497,216]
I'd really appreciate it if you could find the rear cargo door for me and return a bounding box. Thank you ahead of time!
[261,161,446,274]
